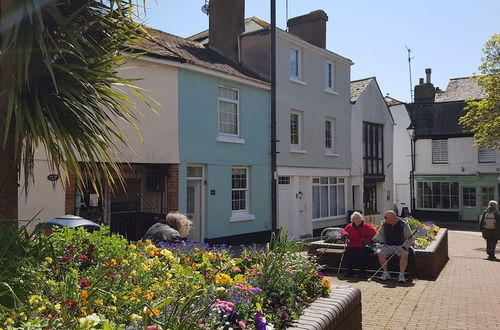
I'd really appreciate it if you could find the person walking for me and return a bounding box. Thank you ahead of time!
[341,211,376,278]
[479,200,500,260]
[375,210,414,283]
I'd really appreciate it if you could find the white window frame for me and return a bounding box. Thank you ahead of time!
[289,47,305,85]
[324,118,337,156]
[312,177,346,220]
[478,147,496,164]
[230,167,255,222]
[324,62,336,93]
[217,85,245,144]
[432,139,448,164]
[290,110,304,152]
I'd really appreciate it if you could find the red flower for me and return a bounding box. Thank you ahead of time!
[78,279,91,289]
[79,254,89,262]
[63,300,78,312]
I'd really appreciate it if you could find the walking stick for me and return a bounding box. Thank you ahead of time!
[337,235,350,278]
[367,229,418,282]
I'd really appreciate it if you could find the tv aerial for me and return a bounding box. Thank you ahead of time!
[201,0,209,15]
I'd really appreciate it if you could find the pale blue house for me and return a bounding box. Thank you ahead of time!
[132,29,271,244]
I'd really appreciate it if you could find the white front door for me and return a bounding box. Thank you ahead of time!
[186,180,202,241]
[278,176,311,240]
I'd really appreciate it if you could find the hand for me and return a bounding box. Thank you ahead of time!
[341,234,349,241]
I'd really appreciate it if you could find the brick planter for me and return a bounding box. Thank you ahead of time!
[309,228,449,280]
[288,285,362,330]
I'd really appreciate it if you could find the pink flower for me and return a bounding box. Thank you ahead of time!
[233,267,242,273]
[79,254,89,262]
[238,320,246,329]
[147,326,161,330]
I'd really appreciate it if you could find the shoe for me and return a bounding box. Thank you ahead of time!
[398,273,407,283]
[379,271,391,281]
[487,255,497,260]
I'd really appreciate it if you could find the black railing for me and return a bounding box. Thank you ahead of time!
[110,211,165,241]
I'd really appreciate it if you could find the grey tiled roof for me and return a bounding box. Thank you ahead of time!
[384,96,404,107]
[407,101,472,139]
[127,28,268,83]
[350,77,374,103]
[434,76,487,102]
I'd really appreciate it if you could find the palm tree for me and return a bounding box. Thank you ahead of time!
[0,0,151,226]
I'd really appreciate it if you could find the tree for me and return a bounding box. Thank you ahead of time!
[459,34,500,148]
[0,0,151,224]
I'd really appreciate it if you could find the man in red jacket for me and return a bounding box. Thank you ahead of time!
[340,211,376,278]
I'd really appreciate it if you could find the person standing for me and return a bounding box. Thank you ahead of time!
[375,210,414,283]
[341,211,376,278]
[479,200,500,260]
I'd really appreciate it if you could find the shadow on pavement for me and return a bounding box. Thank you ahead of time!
[433,220,480,231]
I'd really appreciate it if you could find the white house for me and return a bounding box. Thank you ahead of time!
[350,78,395,223]
[407,70,498,222]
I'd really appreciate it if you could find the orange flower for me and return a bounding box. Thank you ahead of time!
[80,290,88,300]
[321,278,332,291]
[146,307,160,318]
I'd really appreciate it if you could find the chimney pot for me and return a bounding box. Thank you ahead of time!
[425,68,432,84]
[419,78,424,84]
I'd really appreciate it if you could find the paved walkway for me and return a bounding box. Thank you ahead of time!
[329,229,500,329]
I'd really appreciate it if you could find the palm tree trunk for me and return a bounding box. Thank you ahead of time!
[0,0,20,232]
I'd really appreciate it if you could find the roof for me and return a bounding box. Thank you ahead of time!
[188,17,269,43]
[127,28,268,83]
[350,77,374,103]
[407,101,472,139]
[384,96,404,107]
[434,76,487,102]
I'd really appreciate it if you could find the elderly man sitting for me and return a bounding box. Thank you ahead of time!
[375,210,414,283]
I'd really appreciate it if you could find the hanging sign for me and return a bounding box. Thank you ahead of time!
[47,174,59,182]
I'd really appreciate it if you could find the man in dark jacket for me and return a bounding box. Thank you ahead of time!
[143,212,192,243]
[479,200,500,260]
[375,211,413,282]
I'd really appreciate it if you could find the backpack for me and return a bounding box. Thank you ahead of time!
[484,212,496,230]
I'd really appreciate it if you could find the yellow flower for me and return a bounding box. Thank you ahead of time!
[80,290,88,300]
[130,313,143,322]
[95,299,103,306]
[214,273,232,286]
[194,247,201,252]
[5,318,14,325]
[45,257,53,263]
[55,303,61,312]
[322,278,332,291]
[145,244,157,256]
[129,244,137,250]
[160,249,174,259]
[123,295,129,300]
[122,259,129,265]
[111,259,118,266]
[110,306,117,314]
[144,290,154,300]
[111,294,117,303]
[80,307,88,316]
[146,307,160,318]
[46,279,57,286]
[145,239,152,246]
[29,295,41,305]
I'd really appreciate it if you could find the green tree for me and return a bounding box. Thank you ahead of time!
[459,34,500,148]
[0,0,151,225]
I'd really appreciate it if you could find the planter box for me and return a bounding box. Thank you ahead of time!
[288,285,362,330]
[309,228,449,280]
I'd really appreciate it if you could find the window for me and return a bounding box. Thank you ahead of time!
[363,183,377,214]
[478,147,496,163]
[363,122,384,176]
[312,177,346,219]
[290,110,303,151]
[290,47,300,78]
[325,119,335,153]
[278,176,290,185]
[417,181,459,209]
[231,167,248,212]
[432,139,448,164]
[462,187,476,207]
[481,187,495,207]
[325,62,334,90]
[218,86,239,136]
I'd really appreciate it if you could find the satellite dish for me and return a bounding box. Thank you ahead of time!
[201,4,209,15]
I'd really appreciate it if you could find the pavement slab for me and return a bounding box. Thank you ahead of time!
[327,229,500,330]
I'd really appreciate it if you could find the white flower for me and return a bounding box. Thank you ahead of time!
[79,313,101,329]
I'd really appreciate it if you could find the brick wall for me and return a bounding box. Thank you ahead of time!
[65,172,76,215]
[166,164,179,212]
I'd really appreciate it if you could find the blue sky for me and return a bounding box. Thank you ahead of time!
[142,0,499,102]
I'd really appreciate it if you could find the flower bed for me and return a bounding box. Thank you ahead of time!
[0,227,333,329]
[311,217,448,279]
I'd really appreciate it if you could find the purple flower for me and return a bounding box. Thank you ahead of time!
[251,287,262,294]
[281,311,289,320]
[254,316,267,330]
[317,272,325,277]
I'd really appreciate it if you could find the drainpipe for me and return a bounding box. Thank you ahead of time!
[270,0,278,234]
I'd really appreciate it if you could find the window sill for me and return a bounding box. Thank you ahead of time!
[290,149,307,154]
[312,215,346,222]
[217,135,245,144]
[289,77,307,86]
[324,152,339,157]
[324,88,338,95]
[230,213,256,222]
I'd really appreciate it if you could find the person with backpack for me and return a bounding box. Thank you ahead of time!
[340,211,377,278]
[479,200,500,260]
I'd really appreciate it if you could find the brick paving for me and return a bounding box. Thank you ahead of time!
[328,229,500,329]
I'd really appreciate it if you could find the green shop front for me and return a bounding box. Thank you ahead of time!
[413,174,500,221]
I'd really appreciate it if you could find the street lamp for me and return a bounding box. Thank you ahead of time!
[406,123,416,213]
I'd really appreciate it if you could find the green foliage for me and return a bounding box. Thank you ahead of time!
[0,227,331,329]
[459,34,500,148]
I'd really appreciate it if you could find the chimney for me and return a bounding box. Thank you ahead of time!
[414,68,435,103]
[287,10,328,48]
[209,0,245,63]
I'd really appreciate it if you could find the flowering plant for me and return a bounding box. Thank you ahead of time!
[0,227,331,329]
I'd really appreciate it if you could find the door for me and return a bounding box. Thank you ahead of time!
[186,180,202,242]
[461,186,478,221]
